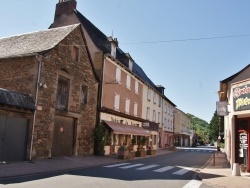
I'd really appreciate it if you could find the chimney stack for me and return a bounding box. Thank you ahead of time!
[55,0,77,16]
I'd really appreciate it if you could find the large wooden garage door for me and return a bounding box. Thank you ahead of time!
[0,115,29,161]
[52,116,75,157]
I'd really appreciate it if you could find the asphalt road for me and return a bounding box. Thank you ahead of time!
[0,147,215,188]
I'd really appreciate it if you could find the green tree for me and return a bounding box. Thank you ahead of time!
[208,111,224,143]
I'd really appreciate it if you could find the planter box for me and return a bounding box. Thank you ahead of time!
[136,149,146,157]
[117,149,129,160]
[147,149,156,155]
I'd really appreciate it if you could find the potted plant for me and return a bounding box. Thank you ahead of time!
[147,145,156,155]
[92,123,109,156]
[117,145,129,159]
[136,137,147,157]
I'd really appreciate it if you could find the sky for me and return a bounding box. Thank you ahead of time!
[1,0,250,123]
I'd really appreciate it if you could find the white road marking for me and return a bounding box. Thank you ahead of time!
[182,179,202,188]
[153,166,174,172]
[104,163,131,168]
[173,166,193,175]
[119,164,144,169]
[136,164,159,170]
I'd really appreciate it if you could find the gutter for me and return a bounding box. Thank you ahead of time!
[29,54,43,161]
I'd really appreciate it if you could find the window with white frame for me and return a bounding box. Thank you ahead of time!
[126,75,131,89]
[125,98,130,114]
[158,112,161,123]
[114,93,120,111]
[158,97,162,107]
[116,67,121,83]
[164,103,167,113]
[135,80,139,94]
[111,43,116,58]
[153,110,156,122]
[153,93,157,104]
[147,88,151,101]
[129,59,133,71]
[134,102,138,116]
[146,107,150,120]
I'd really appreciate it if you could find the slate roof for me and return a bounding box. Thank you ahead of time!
[75,11,159,89]
[221,64,250,83]
[0,24,80,59]
[0,88,35,111]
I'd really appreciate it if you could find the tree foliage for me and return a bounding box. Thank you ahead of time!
[208,111,224,143]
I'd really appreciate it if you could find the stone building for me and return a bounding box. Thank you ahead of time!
[0,24,98,161]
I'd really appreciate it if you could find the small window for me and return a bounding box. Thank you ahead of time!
[153,93,157,104]
[72,45,80,62]
[147,89,151,101]
[135,80,139,94]
[126,75,131,89]
[129,59,133,71]
[56,76,70,110]
[81,85,88,105]
[153,110,156,122]
[158,112,161,123]
[158,97,162,107]
[146,107,150,120]
[125,98,130,114]
[116,67,121,83]
[114,93,120,111]
[134,102,138,116]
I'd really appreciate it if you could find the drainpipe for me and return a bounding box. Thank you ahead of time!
[29,54,42,161]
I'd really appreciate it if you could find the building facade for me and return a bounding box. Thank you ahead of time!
[0,24,98,161]
[219,64,250,172]
[173,108,191,147]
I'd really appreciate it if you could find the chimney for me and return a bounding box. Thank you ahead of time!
[55,0,77,16]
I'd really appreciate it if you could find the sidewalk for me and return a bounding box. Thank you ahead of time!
[199,151,250,188]
[0,149,173,179]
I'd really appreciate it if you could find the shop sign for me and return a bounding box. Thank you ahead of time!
[233,84,250,111]
[239,132,248,149]
[216,101,228,116]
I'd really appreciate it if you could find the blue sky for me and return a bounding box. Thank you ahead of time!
[1,0,250,123]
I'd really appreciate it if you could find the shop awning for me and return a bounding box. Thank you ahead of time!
[103,120,150,136]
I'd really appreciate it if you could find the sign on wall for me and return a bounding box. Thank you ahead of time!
[233,84,250,111]
[216,101,228,116]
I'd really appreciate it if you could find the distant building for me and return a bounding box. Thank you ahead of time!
[0,24,98,161]
[173,108,191,147]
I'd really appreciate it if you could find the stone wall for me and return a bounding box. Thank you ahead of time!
[0,26,98,159]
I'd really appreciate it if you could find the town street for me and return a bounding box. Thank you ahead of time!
[0,147,216,188]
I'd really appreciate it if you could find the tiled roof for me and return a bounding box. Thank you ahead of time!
[0,88,35,110]
[0,24,80,59]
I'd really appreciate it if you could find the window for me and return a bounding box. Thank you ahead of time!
[56,76,70,110]
[129,60,133,71]
[153,93,157,104]
[126,75,131,89]
[153,110,156,122]
[146,107,150,120]
[72,45,80,62]
[116,67,121,83]
[158,97,162,107]
[134,102,138,116]
[125,98,130,114]
[81,85,88,105]
[164,104,167,113]
[114,93,120,111]
[111,43,116,58]
[164,118,167,125]
[147,89,151,101]
[158,112,161,123]
[135,80,139,94]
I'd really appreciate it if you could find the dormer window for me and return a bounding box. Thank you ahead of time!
[111,42,116,58]
[129,59,133,71]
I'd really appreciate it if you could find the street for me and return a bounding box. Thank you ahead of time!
[0,147,215,188]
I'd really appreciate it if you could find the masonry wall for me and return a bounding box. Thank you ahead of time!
[0,26,98,159]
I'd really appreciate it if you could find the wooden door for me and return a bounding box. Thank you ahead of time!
[52,116,75,157]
